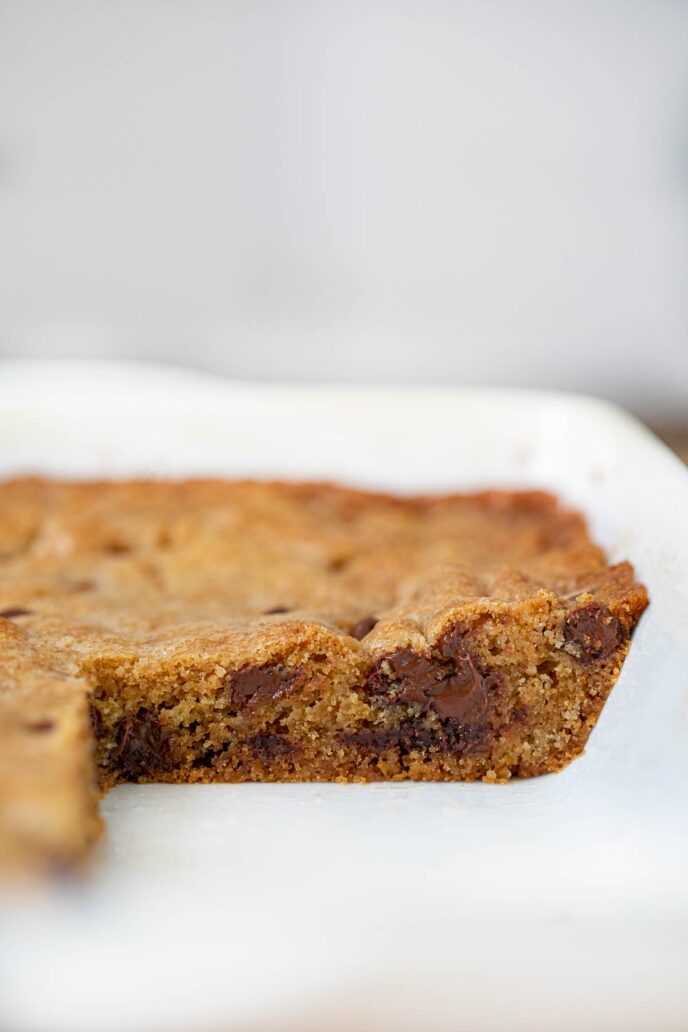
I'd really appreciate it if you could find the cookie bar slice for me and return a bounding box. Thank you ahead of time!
[86,618,370,786]
[86,561,647,787]
[335,561,648,781]
[0,631,99,875]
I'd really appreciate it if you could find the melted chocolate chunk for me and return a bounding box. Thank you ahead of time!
[436,623,470,661]
[340,724,443,754]
[351,616,378,641]
[340,715,489,758]
[387,651,440,699]
[0,606,34,619]
[366,631,498,725]
[110,708,174,778]
[432,654,492,722]
[228,663,302,710]
[249,732,297,762]
[264,606,290,615]
[444,715,493,755]
[563,604,622,664]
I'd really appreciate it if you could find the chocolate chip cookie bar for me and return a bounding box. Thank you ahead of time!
[0,479,648,873]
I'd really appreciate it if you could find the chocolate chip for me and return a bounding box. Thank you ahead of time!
[365,628,500,725]
[340,716,489,758]
[264,606,290,615]
[387,651,440,699]
[340,724,443,754]
[432,653,493,722]
[249,732,297,762]
[340,728,392,751]
[110,708,174,778]
[563,604,622,664]
[436,624,469,661]
[0,607,34,619]
[25,719,54,733]
[228,663,303,710]
[351,616,378,640]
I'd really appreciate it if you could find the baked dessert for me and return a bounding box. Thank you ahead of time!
[0,479,648,874]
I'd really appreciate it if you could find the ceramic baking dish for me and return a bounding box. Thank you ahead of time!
[1,361,687,1032]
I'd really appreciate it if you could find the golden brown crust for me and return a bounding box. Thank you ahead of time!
[0,478,648,872]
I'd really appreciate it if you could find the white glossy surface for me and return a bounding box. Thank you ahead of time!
[1,362,687,1032]
[1,3,687,422]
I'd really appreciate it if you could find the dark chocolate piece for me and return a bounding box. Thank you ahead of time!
[436,623,470,660]
[340,724,443,754]
[264,606,290,615]
[110,708,174,778]
[351,616,378,640]
[365,625,500,724]
[0,607,34,619]
[228,662,302,710]
[563,603,622,664]
[340,714,489,758]
[249,732,297,761]
[433,654,490,721]
[387,651,440,700]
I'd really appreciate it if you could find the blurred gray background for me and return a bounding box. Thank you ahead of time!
[0,0,686,424]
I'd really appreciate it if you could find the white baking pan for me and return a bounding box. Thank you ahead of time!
[0,361,686,1032]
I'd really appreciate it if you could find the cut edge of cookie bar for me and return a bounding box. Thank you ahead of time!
[86,620,372,787]
[83,561,648,789]
[334,562,649,782]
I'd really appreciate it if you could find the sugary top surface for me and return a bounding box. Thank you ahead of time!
[0,478,644,668]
